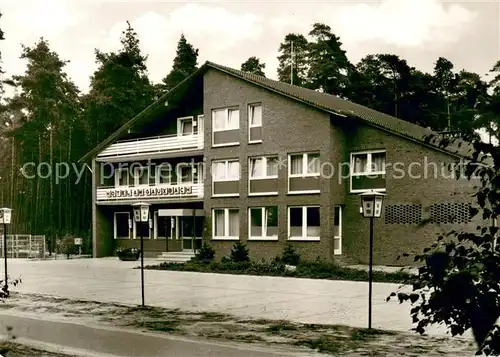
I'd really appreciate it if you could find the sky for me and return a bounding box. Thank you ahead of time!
[0,0,498,95]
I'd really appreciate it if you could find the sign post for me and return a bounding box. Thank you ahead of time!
[0,208,12,296]
[358,191,385,330]
[132,202,150,307]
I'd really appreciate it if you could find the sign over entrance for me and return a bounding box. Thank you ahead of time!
[106,186,193,199]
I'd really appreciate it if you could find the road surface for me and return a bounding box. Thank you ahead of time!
[0,312,325,357]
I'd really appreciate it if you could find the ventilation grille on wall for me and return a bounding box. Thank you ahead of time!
[429,203,471,224]
[385,204,422,224]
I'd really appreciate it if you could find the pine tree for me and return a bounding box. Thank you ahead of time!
[84,21,155,146]
[161,34,199,92]
[277,33,309,86]
[241,56,266,76]
[306,23,353,97]
[4,38,81,241]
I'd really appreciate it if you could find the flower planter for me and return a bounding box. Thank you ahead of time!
[116,248,141,261]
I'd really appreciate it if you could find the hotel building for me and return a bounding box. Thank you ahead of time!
[81,61,478,266]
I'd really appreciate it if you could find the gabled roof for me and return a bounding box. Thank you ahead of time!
[79,61,473,162]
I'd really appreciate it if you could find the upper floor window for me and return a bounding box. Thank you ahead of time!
[177,116,195,136]
[249,156,278,179]
[248,104,262,143]
[116,167,131,187]
[212,108,240,147]
[289,153,320,177]
[213,159,240,181]
[133,166,149,186]
[213,108,239,131]
[156,164,172,185]
[350,150,386,193]
[352,151,386,175]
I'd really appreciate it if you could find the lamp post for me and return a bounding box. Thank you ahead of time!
[132,202,150,307]
[0,208,12,296]
[358,191,385,329]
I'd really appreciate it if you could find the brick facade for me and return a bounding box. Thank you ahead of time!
[92,66,479,266]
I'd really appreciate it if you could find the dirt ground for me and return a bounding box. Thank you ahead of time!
[0,292,477,356]
[0,342,77,357]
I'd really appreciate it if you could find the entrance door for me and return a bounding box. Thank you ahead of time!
[155,214,182,252]
[180,216,203,251]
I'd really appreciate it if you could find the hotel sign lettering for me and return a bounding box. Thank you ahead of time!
[106,186,193,199]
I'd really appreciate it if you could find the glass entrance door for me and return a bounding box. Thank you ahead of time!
[155,213,182,252]
[180,216,203,251]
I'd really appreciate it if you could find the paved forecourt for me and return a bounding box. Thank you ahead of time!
[6,258,448,335]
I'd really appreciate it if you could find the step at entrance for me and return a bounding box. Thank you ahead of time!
[156,251,195,263]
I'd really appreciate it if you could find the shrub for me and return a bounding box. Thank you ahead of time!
[58,236,76,258]
[281,244,301,265]
[194,242,215,263]
[230,242,250,263]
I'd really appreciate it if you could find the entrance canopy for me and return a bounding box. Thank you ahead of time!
[158,209,204,217]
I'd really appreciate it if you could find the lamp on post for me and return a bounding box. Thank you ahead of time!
[132,202,150,307]
[359,190,385,330]
[0,208,12,296]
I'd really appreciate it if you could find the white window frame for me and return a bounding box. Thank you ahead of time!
[350,150,387,193]
[212,107,240,147]
[248,156,279,196]
[114,212,131,239]
[248,207,278,241]
[288,153,320,178]
[287,152,321,194]
[115,167,129,187]
[249,156,278,180]
[212,208,239,240]
[177,163,196,184]
[334,206,342,255]
[156,164,172,185]
[133,166,149,187]
[212,159,240,182]
[177,116,195,136]
[212,159,240,197]
[287,206,320,241]
[197,114,204,134]
[248,103,262,144]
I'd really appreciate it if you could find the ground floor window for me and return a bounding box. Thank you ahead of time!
[114,212,130,239]
[288,206,320,241]
[249,206,278,240]
[334,206,342,255]
[155,213,172,239]
[134,220,151,239]
[213,208,239,240]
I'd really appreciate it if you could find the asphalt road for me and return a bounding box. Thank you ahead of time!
[0,313,325,357]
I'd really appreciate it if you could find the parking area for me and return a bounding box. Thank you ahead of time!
[6,257,448,335]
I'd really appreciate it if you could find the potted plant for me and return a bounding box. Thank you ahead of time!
[116,247,141,261]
